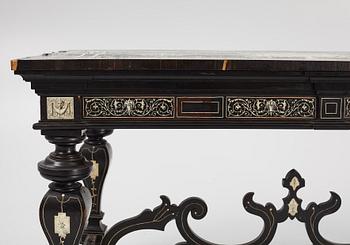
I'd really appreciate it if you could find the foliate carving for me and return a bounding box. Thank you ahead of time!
[47,97,74,120]
[226,97,315,119]
[83,97,174,118]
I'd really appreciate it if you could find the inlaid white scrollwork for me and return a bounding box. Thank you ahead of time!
[226,97,315,119]
[83,97,174,118]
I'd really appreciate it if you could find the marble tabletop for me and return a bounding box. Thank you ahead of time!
[19,50,350,61]
[12,50,350,72]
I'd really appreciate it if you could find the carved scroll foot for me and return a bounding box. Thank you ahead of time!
[38,130,92,245]
[102,169,349,245]
[80,129,113,245]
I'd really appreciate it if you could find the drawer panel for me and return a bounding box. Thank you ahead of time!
[177,97,224,118]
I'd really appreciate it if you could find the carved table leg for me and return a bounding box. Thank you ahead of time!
[80,129,113,245]
[38,130,92,245]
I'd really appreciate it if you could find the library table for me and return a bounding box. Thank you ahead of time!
[11,50,350,245]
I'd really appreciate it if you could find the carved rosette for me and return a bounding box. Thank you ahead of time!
[226,97,315,119]
[83,97,174,118]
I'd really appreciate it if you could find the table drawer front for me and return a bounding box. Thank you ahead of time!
[177,97,224,118]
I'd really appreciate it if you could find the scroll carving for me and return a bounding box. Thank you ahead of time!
[226,97,315,119]
[83,97,174,118]
[102,169,348,245]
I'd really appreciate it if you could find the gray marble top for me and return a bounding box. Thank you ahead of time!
[22,50,350,61]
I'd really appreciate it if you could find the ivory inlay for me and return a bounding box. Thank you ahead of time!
[290,177,300,191]
[90,160,99,181]
[288,199,299,216]
[47,97,74,120]
[54,212,70,240]
[226,97,315,119]
[83,97,174,118]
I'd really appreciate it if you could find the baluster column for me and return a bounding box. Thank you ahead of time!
[39,129,92,245]
[80,129,113,245]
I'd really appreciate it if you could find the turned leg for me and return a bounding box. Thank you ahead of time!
[39,130,92,245]
[80,129,113,245]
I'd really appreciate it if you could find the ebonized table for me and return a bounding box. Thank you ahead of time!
[12,50,350,245]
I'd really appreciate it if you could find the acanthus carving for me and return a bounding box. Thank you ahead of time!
[226,97,315,119]
[102,169,348,245]
[83,97,174,118]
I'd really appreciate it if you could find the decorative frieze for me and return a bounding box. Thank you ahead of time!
[226,97,315,119]
[83,97,175,118]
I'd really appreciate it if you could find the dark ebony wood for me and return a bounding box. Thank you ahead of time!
[102,170,346,245]
[39,130,92,245]
[11,51,350,130]
[80,129,113,245]
[12,50,350,244]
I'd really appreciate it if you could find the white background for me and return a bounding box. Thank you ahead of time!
[1,0,350,244]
